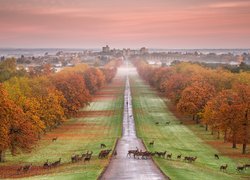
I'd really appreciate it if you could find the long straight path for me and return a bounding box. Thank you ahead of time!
[100,65,167,180]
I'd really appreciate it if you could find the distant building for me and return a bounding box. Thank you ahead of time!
[140,47,148,54]
[102,45,110,53]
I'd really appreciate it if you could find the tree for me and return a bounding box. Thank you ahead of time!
[52,72,91,116]
[177,81,215,123]
[0,84,37,162]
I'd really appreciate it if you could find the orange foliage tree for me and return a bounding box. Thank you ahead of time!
[0,84,37,162]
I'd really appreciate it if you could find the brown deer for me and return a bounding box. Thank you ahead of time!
[165,121,170,125]
[71,154,80,163]
[149,140,154,146]
[52,137,58,142]
[177,154,182,159]
[236,165,245,172]
[23,163,32,172]
[84,152,93,163]
[166,153,172,159]
[244,164,250,169]
[43,159,50,169]
[100,143,106,148]
[52,158,61,167]
[155,151,167,158]
[127,148,138,157]
[214,154,219,159]
[220,164,228,171]
[17,166,24,174]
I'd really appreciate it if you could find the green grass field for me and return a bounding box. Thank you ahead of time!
[0,79,124,179]
[130,73,250,180]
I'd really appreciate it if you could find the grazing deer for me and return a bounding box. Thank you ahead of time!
[84,152,93,163]
[190,156,197,162]
[155,122,159,125]
[71,154,79,163]
[220,164,228,171]
[236,165,245,172]
[156,151,167,158]
[214,154,219,159]
[17,166,24,173]
[43,159,50,169]
[166,153,172,159]
[177,154,182,159]
[165,121,170,125]
[149,140,154,146]
[23,163,32,172]
[100,143,106,148]
[52,158,61,167]
[244,164,250,169]
[52,137,58,142]
[80,150,89,160]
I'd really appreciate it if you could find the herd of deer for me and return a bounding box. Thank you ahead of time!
[16,142,114,174]
[127,148,197,163]
[71,151,93,163]
[155,121,171,125]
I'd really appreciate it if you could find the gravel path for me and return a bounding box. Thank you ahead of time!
[100,67,168,180]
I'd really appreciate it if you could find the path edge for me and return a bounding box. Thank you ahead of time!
[141,139,171,180]
[97,137,120,180]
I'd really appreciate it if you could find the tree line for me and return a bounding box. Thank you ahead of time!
[134,59,250,154]
[0,59,122,162]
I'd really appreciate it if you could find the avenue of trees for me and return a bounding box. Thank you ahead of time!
[134,59,250,154]
[0,59,121,162]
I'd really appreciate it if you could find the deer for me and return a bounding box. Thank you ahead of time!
[190,156,197,163]
[100,143,106,148]
[23,163,32,172]
[52,137,58,142]
[166,153,172,159]
[244,164,250,169]
[149,140,154,146]
[43,159,50,169]
[165,121,170,125]
[71,154,80,163]
[156,151,167,158]
[214,154,219,159]
[52,158,61,167]
[84,152,93,163]
[177,154,182,159]
[220,164,228,171]
[236,165,245,172]
[17,166,24,174]
[127,147,139,157]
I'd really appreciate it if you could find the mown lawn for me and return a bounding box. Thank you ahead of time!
[130,72,250,180]
[0,76,125,179]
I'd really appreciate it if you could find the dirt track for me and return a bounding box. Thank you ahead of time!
[100,65,168,180]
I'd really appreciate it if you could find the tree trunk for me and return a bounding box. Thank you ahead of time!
[224,130,227,143]
[196,116,199,124]
[205,124,208,131]
[242,109,248,154]
[242,143,247,154]
[0,150,5,162]
[217,131,220,139]
[232,132,237,148]
[192,115,195,121]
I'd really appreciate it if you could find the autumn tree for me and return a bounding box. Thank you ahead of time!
[0,84,37,162]
[177,81,215,123]
[52,72,91,116]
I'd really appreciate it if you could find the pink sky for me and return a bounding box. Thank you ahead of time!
[0,0,250,48]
